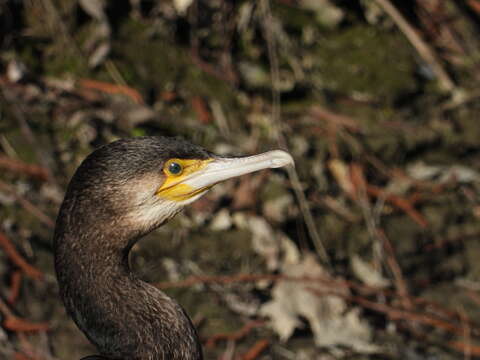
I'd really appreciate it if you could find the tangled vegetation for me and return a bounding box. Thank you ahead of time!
[0,1,480,359]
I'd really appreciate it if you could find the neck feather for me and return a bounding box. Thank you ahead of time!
[53,198,202,360]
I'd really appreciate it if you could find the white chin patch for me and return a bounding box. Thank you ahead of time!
[134,199,182,229]
[133,189,210,229]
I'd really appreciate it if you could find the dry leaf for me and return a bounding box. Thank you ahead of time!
[328,159,354,197]
[260,254,379,353]
[79,0,107,20]
[173,0,194,14]
[407,162,480,184]
[248,216,280,271]
[263,193,293,222]
[209,208,232,231]
[351,255,390,288]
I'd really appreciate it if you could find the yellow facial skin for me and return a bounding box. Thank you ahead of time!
[156,158,213,202]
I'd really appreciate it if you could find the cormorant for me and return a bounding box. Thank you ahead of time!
[53,136,293,360]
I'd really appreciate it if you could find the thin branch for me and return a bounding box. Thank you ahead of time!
[259,0,329,264]
[0,180,55,228]
[366,184,428,228]
[239,339,270,360]
[0,85,57,187]
[374,0,456,92]
[8,270,23,304]
[0,297,49,333]
[205,320,265,348]
[0,156,49,181]
[156,273,480,332]
[79,79,144,104]
[0,231,44,280]
[377,229,412,310]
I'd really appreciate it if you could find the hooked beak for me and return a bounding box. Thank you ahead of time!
[184,150,294,190]
[156,150,294,202]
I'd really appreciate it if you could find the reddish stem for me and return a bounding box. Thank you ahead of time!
[0,231,43,280]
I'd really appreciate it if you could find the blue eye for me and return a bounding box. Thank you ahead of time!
[168,162,183,175]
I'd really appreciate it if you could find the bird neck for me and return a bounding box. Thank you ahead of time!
[54,202,202,360]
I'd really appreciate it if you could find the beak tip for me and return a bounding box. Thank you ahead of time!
[268,150,295,168]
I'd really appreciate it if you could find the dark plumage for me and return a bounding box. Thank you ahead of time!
[54,136,293,360]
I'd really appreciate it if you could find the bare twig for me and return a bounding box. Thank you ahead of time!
[310,106,362,133]
[0,297,49,333]
[309,286,480,356]
[79,79,144,104]
[349,165,412,309]
[4,317,50,333]
[467,0,480,15]
[317,195,360,223]
[327,290,469,336]
[104,60,128,87]
[0,156,49,181]
[0,86,56,186]
[8,270,23,304]
[458,306,472,360]
[448,341,480,358]
[239,339,270,360]
[366,185,428,228]
[377,229,412,310]
[260,0,329,264]
[349,163,386,285]
[205,321,265,348]
[191,96,212,125]
[373,0,455,92]
[0,231,44,280]
[38,0,84,60]
[156,272,480,332]
[189,49,239,86]
[0,180,55,228]
[14,352,37,360]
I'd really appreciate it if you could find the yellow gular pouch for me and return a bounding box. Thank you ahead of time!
[156,158,213,202]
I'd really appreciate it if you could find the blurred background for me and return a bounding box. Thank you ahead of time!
[0,0,480,359]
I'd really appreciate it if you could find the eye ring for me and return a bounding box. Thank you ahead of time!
[167,161,183,176]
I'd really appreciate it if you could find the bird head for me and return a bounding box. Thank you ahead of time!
[64,136,294,237]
